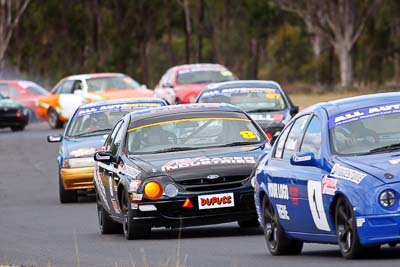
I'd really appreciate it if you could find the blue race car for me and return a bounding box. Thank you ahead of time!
[47,97,167,203]
[253,92,400,259]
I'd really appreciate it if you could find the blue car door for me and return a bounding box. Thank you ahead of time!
[289,115,335,239]
[266,115,310,232]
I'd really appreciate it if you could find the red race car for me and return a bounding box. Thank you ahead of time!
[154,64,236,104]
[0,80,49,121]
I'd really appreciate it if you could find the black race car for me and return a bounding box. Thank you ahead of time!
[0,93,29,131]
[196,80,299,140]
[93,103,270,239]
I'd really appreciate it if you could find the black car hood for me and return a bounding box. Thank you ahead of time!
[129,144,266,182]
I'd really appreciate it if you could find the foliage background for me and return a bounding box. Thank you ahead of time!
[2,0,400,90]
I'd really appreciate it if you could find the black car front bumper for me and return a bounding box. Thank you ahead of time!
[0,109,29,128]
[130,188,257,228]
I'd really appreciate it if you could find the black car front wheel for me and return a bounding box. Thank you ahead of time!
[121,190,151,240]
[262,196,303,255]
[97,192,121,234]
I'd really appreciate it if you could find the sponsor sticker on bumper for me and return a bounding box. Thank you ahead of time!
[198,193,234,210]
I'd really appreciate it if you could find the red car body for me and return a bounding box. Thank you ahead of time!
[154,64,236,104]
[0,80,49,120]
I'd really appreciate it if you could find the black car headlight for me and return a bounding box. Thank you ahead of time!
[379,190,396,207]
[164,183,178,197]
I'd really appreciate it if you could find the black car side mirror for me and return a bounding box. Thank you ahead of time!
[290,105,299,117]
[94,151,114,162]
[47,135,62,143]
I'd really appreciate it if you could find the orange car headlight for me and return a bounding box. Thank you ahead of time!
[144,181,163,200]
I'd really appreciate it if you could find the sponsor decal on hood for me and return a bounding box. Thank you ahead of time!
[330,164,366,184]
[70,147,97,157]
[161,156,256,172]
[389,158,400,165]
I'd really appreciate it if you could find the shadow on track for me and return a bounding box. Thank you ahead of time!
[301,246,400,260]
[148,224,263,240]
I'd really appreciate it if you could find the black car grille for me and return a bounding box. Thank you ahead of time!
[0,108,18,116]
[176,175,249,192]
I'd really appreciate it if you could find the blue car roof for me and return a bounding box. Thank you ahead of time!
[201,80,282,92]
[301,92,400,118]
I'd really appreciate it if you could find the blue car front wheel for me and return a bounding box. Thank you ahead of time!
[335,197,380,259]
[262,196,303,255]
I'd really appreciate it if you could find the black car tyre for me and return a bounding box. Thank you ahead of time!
[335,196,366,259]
[26,108,35,122]
[238,218,260,228]
[121,190,150,240]
[11,125,25,131]
[96,192,121,234]
[59,173,78,203]
[48,108,64,129]
[262,196,303,255]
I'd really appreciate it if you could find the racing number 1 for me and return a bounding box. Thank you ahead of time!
[307,181,331,231]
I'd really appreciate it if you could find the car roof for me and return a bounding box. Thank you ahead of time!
[201,80,282,92]
[79,97,166,109]
[305,92,400,117]
[128,103,243,120]
[65,73,125,80]
[0,80,37,84]
[172,63,227,71]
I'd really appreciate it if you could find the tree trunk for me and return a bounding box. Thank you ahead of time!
[0,0,30,68]
[182,0,191,63]
[91,0,99,71]
[336,45,353,88]
[166,4,176,66]
[311,33,323,59]
[392,17,400,83]
[140,41,149,85]
[249,38,259,79]
[197,0,204,62]
[395,52,400,84]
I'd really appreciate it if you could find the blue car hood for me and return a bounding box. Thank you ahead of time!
[63,134,108,158]
[337,152,400,184]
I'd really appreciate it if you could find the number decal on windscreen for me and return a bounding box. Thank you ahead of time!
[240,130,256,139]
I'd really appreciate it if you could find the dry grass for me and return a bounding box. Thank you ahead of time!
[291,91,373,111]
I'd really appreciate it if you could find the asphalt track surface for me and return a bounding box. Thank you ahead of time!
[1,122,400,267]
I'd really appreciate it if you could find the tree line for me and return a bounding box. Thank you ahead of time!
[1,0,399,90]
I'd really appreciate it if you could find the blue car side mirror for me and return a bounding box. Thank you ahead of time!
[290,152,317,167]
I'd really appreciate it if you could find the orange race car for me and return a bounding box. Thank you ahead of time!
[38,73,154,128]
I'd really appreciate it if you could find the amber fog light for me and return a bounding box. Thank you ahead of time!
[144,181,163,200]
